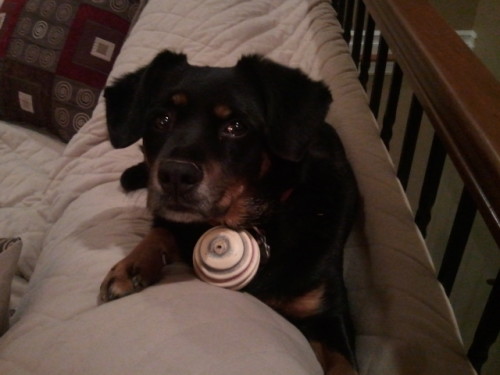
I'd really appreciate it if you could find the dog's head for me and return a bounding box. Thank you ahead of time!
[105,50,332,228]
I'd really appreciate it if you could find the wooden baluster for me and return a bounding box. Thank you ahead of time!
[359,15,375,88]
[397,95,423,190]
[343,0,355,43]
[351,1,366,68]
[335,0,346,26]
[438,188,476,295]
[369,36,388,117]
[468,270,500,372]
[415,134,446,237]
[381,63,403,148]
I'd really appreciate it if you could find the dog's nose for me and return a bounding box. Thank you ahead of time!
[158,160,203,193]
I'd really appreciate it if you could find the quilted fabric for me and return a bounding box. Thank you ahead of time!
[0,0,477,374]
[0,121,64,309]
[0,237,21,336]
[0,0,142,141]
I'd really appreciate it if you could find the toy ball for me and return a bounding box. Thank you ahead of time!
[193,226,261,290]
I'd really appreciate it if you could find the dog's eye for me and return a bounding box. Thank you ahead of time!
[154,114,172,131]
[221,120,248,138]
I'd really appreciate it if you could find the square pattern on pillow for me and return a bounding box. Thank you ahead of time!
[0,0,142,142]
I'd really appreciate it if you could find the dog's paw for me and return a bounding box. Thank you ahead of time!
[99,260,157,302]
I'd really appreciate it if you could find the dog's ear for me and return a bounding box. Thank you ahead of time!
[104,68,145,148]
[104,50,188,148]
[236,55,332,161]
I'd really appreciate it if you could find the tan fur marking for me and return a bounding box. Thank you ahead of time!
[172,92,188,106]
[214,104,232,119]
[137,227,181,264]
[310,341,358,375]
[266,284,326,319]
[217,182,248,228]
[222,197,250,228]
[202,161,249,228]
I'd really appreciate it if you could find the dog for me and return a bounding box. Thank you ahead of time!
[99,50,359,374]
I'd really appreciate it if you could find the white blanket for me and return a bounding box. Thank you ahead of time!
[0,122,65,306]
[0,0,476,374]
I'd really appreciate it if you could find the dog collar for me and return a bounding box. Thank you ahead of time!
[248,226,271,264]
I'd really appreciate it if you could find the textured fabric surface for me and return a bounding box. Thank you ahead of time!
[0,121,64,310]
[0,0,476,374]
[0,0,142,141]
[0,238,21,336]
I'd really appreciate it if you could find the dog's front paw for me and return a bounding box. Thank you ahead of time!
[99,259,160,302]
[99,228,176,302]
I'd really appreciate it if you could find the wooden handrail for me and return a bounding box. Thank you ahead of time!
[363,0,500,247]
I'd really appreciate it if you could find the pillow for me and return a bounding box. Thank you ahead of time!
[0,237,21,336]
[0,0,144,142]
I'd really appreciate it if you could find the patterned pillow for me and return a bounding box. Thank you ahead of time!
[0,0,143,142]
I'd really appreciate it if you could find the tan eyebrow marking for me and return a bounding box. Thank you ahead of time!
[214,104,232,119]
[171,93,188,106]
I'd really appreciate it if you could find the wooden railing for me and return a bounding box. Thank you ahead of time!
[333,0,500,373]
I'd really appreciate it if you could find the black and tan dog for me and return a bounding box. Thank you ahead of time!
[100,50,359,374]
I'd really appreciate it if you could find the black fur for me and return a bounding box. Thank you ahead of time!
[104,50,359,367]
[119,162,149,192]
